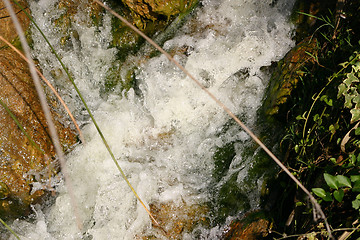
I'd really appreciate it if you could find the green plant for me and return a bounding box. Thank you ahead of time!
[312,172,360,211]
[273,2,360,238]
[337,51,360,123]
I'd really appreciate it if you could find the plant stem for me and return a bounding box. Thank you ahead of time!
[0,218,21,240]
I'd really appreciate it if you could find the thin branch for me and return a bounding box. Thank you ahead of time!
[93,0,334,238]
[2,0,83,231]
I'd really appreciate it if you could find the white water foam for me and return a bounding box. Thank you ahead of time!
[7,0,295,239]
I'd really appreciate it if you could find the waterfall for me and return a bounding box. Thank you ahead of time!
[7,0,295,239]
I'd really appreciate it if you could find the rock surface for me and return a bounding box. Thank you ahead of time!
[0,1,78,219]
[0,48,78,219]
[122,0,197,22]
[222,212,270,240]
[263,37,318,117]
[0,0,30,48]
[138,201,208,239]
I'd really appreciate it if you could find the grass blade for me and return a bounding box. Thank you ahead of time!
[0,217,21,240]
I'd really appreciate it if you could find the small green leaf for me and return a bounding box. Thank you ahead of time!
[351,154,357,165]
[352,199,360,209]
[338,83,347,98]
[296,115,304,120]
[324,173,339,190]
[355,127,360,135]
[312,188,327,198]
[351,175,360,182]
[333,189,344,202]
[330,157,337,164]
[313,114,320,122]
[344,94,354,108]
[345,72,360,86]
[350,108,360,123]
[353,95,360,105]
[353,181,360,192]
[323,192,333,202]
[320,95,333,106]
[312,188,332,201]
[353,60,360,72]
[336,175,352,188]
[326,99,333,106]
[295,145,299,153]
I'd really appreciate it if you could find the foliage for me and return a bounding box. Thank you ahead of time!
[312,172,360,205]
[338,52,360,123]
[270,0,360,238]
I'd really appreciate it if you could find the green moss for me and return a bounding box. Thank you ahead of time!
[215,174,251,223]
[212,143,236,182]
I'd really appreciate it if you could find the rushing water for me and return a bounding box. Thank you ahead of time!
[7,0,295,239]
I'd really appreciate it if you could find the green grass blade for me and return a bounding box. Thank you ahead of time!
[0,217,21,240]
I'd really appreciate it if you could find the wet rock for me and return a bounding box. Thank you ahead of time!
[222,211,270,240]
[0,48,78,220]
[262,37,318,117]
[53,0,105,48]
[141,201,208,239]
[0,0,30,48]
[121,0,197,22]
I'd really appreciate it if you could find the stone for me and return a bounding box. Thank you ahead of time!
[122,0,197,21]
[0,0,30,48]
[222,212,270,240]
[263,37,318,117]
[138,201,208,239]
[0,48,78,220]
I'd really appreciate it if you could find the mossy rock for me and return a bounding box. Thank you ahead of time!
[144,201,208,239]
[103,0,199,96]
[262,36,318,118]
